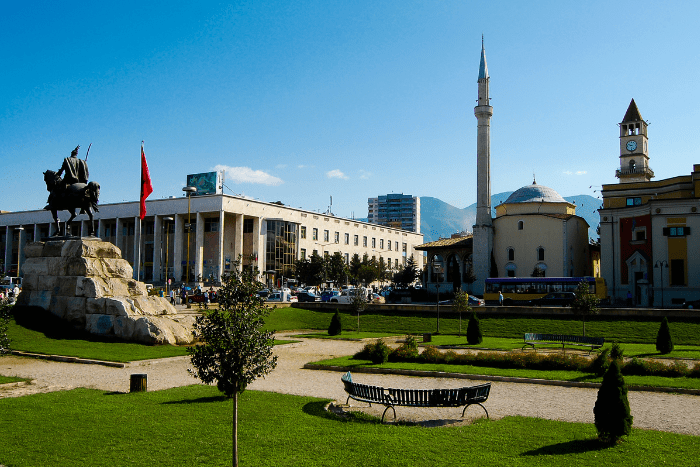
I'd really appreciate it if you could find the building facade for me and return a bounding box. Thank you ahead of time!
[599,100,700,306]
[0,194,424,286]
[367,194,420,233]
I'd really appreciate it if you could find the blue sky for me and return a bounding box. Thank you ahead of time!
[2,1,699,219]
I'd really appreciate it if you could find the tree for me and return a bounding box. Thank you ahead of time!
[357,263,378,286]
[351,290,367,332]
[392,255,418,288]
[656,317,674,354]
[466,311,483,345]
[328,309,342,336]
[188,260,278,467]
[462,262,476,293]
[0,299,12,355]
[453,289,471,336]
[348,254,362,285]
[572,280,600,336]
[327,252,348,286]
[593,360,633,443]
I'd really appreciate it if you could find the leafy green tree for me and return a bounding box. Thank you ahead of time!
[327,252,348,286]
[357,264,378,286]
[593,360,633,443]
[572,280,600,336]
[656,317,674,354]
[392,255,418,288]
[328,309,342,336]
[453,289,471,336]
[351,290,368,332]
[349,254,362,285]
[0,299,12,354]
[188,259,278,467]
[308,252,327,286]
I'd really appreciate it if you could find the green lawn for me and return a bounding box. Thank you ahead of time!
[0,375,26,384]
[0,386,697,466]
[309,355,700,390]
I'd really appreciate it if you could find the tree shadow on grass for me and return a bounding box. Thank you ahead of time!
[162,395,230,405]
[302,400,385,424]
[521,438,608,456]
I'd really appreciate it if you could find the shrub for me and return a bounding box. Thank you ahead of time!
[594,360,633,443]
[590,347,611,377]
[466,312,483,345]
[328,310,342,336]
[389,335,419,362]
[610,342,624,362]
[359,339,389,364]
[420,345,442,363]
[0,300,11,354]
[656,317,674,354]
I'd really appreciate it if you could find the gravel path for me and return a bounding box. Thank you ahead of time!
[2,334,700,436]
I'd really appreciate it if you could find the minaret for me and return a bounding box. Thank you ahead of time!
[472,36,494,294]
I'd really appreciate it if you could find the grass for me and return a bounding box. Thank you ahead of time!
[0,386,698,466]
[310,355,700,390]
[270,307,700,345]
[0,375,26,384]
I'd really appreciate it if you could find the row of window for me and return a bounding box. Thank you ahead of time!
[506,247,545,262]
[300,226,404,251]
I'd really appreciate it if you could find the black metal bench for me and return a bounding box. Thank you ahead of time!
[523,333,604,353]
[341,372,491,423]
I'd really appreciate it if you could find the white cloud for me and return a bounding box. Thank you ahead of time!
[326,169,348,180]
[563,170,588,176]
[576,171,587,175]
[359,170,372,180]
[215,165,283,186]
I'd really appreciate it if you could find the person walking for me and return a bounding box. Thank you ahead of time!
[498,291,504,306]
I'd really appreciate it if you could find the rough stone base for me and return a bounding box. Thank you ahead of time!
[16,238,194,345]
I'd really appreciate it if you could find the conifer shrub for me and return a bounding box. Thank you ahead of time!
[466,311,483,345]
[656,317,674,354]
[328,310,342,336]
[0,300,11,355]
[594,360,633,443]
[590,347,611,377]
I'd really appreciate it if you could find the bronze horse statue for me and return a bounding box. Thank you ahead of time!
[43,170,100,237]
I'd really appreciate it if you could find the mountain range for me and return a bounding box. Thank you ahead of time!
[418,192,602,244]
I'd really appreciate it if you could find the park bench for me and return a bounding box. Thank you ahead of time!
[522,333,604,353]
[341,372,491,423]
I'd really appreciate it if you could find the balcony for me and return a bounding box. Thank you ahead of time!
[615,166,654,179]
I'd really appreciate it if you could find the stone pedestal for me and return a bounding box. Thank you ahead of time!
[17,238,194,345]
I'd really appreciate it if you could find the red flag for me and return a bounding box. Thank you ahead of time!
[140,142,153,219]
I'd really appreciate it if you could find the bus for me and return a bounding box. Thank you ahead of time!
[483,277,608,305]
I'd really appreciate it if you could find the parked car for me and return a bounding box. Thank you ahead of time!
[682,299,700,309]
[296,291,321,302]
[528,292,576,307]
[267,292,297,303]
[321,290,340,302]
[370,293,385,304]
[330,288,370,304]
[438,295,484,307]
[257,288,270,298]
[188,292,216,304]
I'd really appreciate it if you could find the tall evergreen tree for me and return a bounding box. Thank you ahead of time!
[656,316,674,354]
[593,360,633,443]
[466,311,483,345]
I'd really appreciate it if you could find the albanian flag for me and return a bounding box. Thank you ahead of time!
[140,142,153,219]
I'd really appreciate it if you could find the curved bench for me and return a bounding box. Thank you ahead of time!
[341,372,491,423]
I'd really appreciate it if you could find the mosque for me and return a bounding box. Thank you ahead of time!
[418,40,592,295]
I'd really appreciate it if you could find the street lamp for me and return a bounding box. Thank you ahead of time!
[654,260,669,308]
[183,186,197,286]
[433,259,443,333]
[163,217,173,294]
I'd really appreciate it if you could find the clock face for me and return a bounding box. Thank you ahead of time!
[626,140,637,152]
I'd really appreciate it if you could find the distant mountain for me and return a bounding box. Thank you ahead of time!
[419,193,601,244]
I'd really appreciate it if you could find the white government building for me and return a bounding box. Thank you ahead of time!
[0,192,424,287]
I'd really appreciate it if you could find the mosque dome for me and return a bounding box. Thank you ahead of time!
[504,182,567,204]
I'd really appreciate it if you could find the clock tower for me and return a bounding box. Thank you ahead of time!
[617,99,654,183]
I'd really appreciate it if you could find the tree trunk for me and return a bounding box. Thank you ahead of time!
[233,391,238,467]
[582,317,586,337]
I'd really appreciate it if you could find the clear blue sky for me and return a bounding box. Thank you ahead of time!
[2,1,699,219]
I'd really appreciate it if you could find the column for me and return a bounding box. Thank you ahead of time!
[234,214,244,271]
[252,216,263,274]
[97,219,105,239]
[173,215,184,282]
[4,226,12,275]
[133,216,141,280]
[195,212,204,283]
[114,217,121,253]
[17,228,25,277]
[217,210,225,283]
[33,224,40,243]
[153,215,162,282]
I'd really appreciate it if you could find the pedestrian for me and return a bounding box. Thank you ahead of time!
[498,291,504,306]
[626,291,633,307]
[169,289,175,305]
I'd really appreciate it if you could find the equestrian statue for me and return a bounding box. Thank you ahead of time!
[43,145,100,237]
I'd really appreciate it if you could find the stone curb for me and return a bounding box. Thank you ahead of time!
[304,364,700,396]
[10,351,126,368]
[0,379,36,390]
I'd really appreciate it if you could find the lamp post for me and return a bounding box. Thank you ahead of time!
[433,259,443,333]
[654,260,669,308]
[163,217,173,295]
[183,187,197,286]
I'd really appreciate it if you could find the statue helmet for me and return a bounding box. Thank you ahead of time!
[71,145,80,157]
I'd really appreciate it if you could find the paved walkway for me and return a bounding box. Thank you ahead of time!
[1,334,699,435]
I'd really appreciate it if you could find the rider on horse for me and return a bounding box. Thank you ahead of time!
[45,145,89,209]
